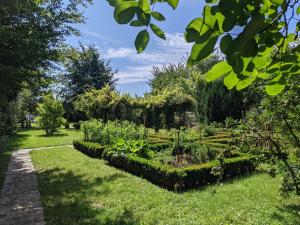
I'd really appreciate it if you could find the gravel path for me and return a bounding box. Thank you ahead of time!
[0,145,71,225]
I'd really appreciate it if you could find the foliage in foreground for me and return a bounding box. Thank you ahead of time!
[107,0,300,96]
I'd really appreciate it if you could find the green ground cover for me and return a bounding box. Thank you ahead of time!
[0,128,82,189]
[31,146,300,225]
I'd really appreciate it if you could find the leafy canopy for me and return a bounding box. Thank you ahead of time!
[106,0,300,96]
[36,94,66,135]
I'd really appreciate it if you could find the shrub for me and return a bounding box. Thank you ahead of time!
[73,122,81,130]
[80,119,146,145]
[65,122,70,129]
[149,142,171,152]
[73,140,105,158]
[103,151,256,191]
[204,127,218,137]
[105,139,155,159]
[36,94,66,135]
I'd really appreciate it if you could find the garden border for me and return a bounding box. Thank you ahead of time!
[73,140,256,191]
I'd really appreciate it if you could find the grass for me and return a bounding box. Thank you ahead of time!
[31,146,300,225]
[0,127,82,190]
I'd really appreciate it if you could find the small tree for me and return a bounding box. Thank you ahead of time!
[36,94,66,135]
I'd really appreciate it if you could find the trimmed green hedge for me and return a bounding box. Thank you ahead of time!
[74,140,256,191]
[103,150,256,191]
[73,140,105,158]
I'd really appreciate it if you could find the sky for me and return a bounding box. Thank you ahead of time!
[66,0,204,96]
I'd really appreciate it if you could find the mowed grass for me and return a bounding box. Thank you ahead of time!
[0,128,82,190]
[31,146,300,225]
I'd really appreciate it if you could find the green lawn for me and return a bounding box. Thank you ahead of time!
[31,146,300,225]
[0,128,82,190]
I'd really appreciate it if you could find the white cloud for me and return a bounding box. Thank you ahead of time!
[102,32,192,84]
[160,33,192,52]
[116,65,163,84]
[106,48,135,58]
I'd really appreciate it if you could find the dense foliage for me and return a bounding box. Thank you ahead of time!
[0,0,90,135]
[36,94,66,135]
[107,0,300,96]
[60,45,117,122]
[150,60,261,123]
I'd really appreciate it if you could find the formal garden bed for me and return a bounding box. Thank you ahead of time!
[73,120,256,191]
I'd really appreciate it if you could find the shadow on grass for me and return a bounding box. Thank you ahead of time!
[37,168,140,225]
[37,133,68,137]
[272,203,300,225]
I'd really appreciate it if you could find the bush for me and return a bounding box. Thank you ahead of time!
[73,122,80,130]
[80,119,146,145]
[103,150,256,191]
[73,140,105,158]
[149,142,171,152]
[65,122,70,129]
[36,94,66,135]
[204,127,218,136]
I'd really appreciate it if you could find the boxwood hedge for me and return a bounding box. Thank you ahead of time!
[103,151,256,191]
[73,140,105,158]
[74,140,256,191]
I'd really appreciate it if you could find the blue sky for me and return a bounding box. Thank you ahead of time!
[66,0,204,95]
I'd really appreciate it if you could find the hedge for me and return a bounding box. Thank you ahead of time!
[74,140,256,191]
[103,151,256,191]
[73,140,105,158]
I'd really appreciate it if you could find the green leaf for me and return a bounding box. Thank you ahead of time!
[220,34,232,55]
[167,0,179,9]
[185,18,213,43]
[114,1,137,24]
[206,61,232,82]
[137,9,151,25]
[222,15,236,32]
[205,0,218,3]
[297,5,300,15]
[151,11,166,21]
[236,76,256,90]
[203,6,217,28]
[135,29,150,53]
[130,20,144,27]
[224,71,239,89]
[265,74,286,95]
[270,0,284,5]
[188,35,218,64]
[150,24,166,40]
[138,0,150,12]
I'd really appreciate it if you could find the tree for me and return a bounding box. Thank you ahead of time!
[36,94,66,135]
[149,59,260,124]
[0,0,90,135]
[106,0,300,96]
[60,44,117,122]
[75,85,121,123]
[240,83,300,195]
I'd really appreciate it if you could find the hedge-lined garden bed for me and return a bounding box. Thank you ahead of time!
[73,140,256,191]
[73,140,105,158]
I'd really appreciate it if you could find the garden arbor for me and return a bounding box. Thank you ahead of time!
[141,88,196,132]
[75,85,195,131]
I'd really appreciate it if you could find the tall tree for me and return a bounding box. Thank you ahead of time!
[61,44,117,121]
[0,0,91,135]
